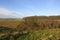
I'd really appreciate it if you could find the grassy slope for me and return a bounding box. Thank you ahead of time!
[0,19,60,40]
[17,30,60,40]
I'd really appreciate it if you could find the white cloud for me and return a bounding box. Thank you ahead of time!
[0,8,24,18]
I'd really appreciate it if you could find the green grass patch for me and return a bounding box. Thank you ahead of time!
[17,30,60,40]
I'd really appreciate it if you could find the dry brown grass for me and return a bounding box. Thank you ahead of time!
[0,19,21,28]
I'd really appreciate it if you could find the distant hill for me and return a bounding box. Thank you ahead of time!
[0,16,60,31]
[17,16,60,31]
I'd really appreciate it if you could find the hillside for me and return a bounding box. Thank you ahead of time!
[0,16,60,30]
[0,16,60,40]
[17,16,60,31]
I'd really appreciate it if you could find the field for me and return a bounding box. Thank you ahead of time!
[0,16,60,40]
[0,19,22,28]
[16,30,60,40]
[0,29,60,40]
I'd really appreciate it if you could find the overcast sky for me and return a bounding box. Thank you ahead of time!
[0,0,60,18]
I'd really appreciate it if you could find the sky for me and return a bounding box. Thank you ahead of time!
[0,0,60,18]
